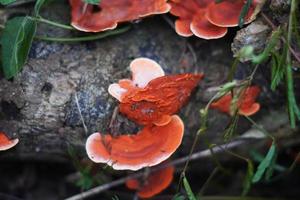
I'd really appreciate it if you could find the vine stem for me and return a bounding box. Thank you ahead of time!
[286,0,299,128]
[29,16,75,30]
[34,26,130,42]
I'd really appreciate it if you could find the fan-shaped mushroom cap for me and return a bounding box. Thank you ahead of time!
[210,85,261,116]
[126,165,174,198]
[206,0,257,27]
[120,73,203,125]
[130,58,165,88]
[190,14,228,39]
[86,115,184,170]
[0,132,19,151]
[69,0,171,32]
[108,58,165,102]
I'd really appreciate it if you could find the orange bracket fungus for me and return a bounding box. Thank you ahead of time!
[0,132,19,151]
[108,57,203,125]
[169,0,260,39]
[69,0,171,32]
[126,165,174,198]
[210,85,261,116]
[86,115,184,170]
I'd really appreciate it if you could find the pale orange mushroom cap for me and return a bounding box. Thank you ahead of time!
[69,0,171,32]
[108,57,165,102]
[126,165,175,198]
[86,115,184,170]
[0,132,19,151]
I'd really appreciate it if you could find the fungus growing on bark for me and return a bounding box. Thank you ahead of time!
[0,132,19,151]
[86,115,184,170]
[108,57,203,125]
[125,165,174,198]
[169,0,260,39]
[69,0,171,32]
[210,85,261,116]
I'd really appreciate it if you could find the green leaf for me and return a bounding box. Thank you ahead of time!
[252,143,277,183]
[1,17,37,79]
[270,52,286,91]
[242,160,254,196]
[84,0,101,5]
[0,0,16,5]
[183,176,197,200]
[238,0,252,27]
[265,147,278,181]
[34,0,48,16]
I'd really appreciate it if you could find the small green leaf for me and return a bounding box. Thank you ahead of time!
[252,143,277,183]
[1,16,37,79]
[84,0,101,5]
[265,148,278,181]
[183,175,197,200]
[34,0,48,16]
[0,0,16,5]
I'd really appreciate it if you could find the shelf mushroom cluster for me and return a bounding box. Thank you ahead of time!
[69,0,263,39]
[86,58,203,171]
[169,0,260,39]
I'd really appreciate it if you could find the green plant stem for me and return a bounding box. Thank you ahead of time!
[29,16,75,30]
[34,26,130,42]
[286,0,299,128]
[227,57,240,82]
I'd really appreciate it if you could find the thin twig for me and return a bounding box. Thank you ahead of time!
[65,139,246,200]
[74,92,88,135]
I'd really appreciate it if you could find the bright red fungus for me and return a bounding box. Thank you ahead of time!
[169,0,261,39]
[0,132,19,151]
[210,85,261,116]
[69,0,171,32]
[170,0,227,39]
[86,115,184,170]
[206,0,258,27]
[108,58,203,125]
[126,165,174,198]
